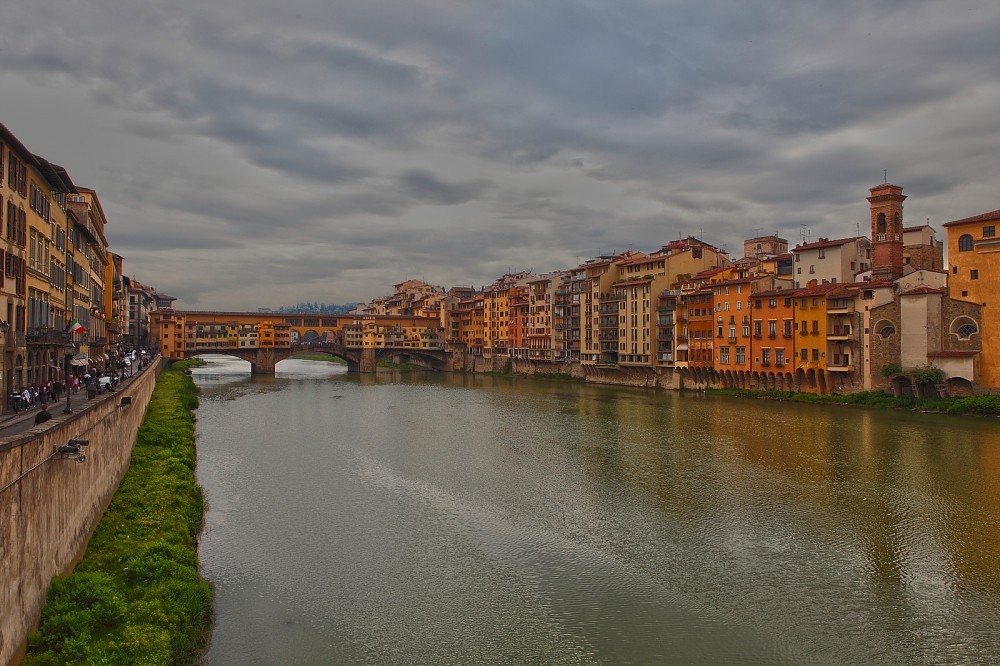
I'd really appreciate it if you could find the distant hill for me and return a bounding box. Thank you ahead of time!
[276,302,361,315]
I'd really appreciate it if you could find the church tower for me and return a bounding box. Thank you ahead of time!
[868,183,906,281]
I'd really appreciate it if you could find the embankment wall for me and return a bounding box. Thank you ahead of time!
[0,361,162,666]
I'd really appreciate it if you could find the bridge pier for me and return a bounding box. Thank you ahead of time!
[360,348,377,373]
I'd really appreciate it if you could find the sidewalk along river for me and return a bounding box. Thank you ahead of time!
[24,359,212,665]
[191,354,1000,665]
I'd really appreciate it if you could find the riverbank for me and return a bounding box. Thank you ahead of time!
[705,387,1000,416]
[482,370,583,381]
[292,352,347,364]
[24,360,213,665]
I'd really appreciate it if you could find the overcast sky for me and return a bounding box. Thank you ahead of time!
[1,0,998,308]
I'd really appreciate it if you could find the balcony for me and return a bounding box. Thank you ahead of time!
[827,364,856,373]
[827,326,855,341]
[27,329,70,345]
[657,333,674,341]
[727,336,737,344]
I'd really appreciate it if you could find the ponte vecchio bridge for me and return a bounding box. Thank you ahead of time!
[150,310,451,373]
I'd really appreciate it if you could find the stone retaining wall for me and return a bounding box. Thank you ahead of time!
[0,360,162,666]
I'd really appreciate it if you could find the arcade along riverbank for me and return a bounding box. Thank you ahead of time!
[24,359,213,666]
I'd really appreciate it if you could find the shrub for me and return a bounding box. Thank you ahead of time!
[881,363,903,378]
[947,394,1000,415]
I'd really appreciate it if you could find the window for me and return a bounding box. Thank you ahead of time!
[769,299,776,307]
[851,261,856,271]
[951,317,979,340]
[878,212,886,232]
[985,225,996,238]
[818,249,826,259]
[795,254,800,262]
[809,265,815,274]
[812,320,819,334]
[762,349,771,365]
[776,349,784,366]
[959,234,974,252]
[971,269,979,280]
[736,347,747,364]
[876,323,896,338]
[797,267,802,274]
[768,321,777,337]
[717,326,723,338]
[743,325,750,337]
[812,348,819,361]
[720,346,730,364]
[801,348,808,361]
[784,298,792,307]
[754,321,762,337]
[783,320,793,336]
[953,266,958,274]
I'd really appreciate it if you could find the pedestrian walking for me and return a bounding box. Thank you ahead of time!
[10,387,21,414]
[34,404,52,426]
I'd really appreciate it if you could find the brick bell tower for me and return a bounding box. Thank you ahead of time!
[868,183,906,281]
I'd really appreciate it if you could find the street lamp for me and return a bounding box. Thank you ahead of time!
[63,341,76,415]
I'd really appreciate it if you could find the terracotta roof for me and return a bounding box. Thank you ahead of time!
[692,267,725,279]
[942,210,1000,228]
[709,277,754,287]
[902,225,933,233]
[794,236,864,251]
[753,288,802,298]
[612,278,652,286]
[616,255,659,267]
[927,351,978,358]
[795,283,843,297]
[899,286,946,296]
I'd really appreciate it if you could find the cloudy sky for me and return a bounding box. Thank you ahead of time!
[1,0,998,308]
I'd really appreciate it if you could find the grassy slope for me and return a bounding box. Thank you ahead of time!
[25,368,213,665]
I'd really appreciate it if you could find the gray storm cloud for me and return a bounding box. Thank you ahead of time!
[0,0,997,307]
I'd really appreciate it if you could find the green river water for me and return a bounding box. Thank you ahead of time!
[191,356,1000,665]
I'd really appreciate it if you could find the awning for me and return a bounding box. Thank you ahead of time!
[70,353,89,367]
[675,344,689,351]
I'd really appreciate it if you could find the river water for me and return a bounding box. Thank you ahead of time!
[191,355,1000,665]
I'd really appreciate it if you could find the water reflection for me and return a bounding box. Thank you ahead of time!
[192,358,1000,665]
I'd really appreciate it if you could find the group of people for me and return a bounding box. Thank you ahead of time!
[8,382,62,414]
[5,346,161,422]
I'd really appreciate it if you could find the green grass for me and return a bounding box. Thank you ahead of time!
[171,358,206,371]
[25,369,213,665]
[377,360,427,369]
[292,352,347,364]
[705,387,1000,416]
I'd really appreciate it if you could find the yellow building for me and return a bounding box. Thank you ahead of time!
[792,281,840,391]
[944,209,1000,387]
[67,188,111,365]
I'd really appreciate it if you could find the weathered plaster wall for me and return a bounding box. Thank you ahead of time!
[0,361,162,666]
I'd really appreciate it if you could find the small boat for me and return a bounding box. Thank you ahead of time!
[184,368,193,375]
